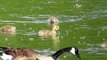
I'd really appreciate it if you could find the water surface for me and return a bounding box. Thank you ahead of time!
[0,0,107,60]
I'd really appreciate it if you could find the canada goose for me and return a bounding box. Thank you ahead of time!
[0,46,81,60]
[38,25,59,37]
[47,16,59,26]
[0,26,16,33]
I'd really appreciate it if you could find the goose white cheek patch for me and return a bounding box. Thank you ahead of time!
[1,53,13,60]
[70,48,76,55]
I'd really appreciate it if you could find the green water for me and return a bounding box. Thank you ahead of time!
[0,0,107,60]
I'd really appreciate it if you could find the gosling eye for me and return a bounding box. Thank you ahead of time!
[56,27,59,29]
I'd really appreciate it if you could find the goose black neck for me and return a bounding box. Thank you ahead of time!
[51,47,71,60]
[0,47,8,50]
[0,47,8,55]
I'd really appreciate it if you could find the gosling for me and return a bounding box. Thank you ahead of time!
[47,16,59,26]
[0,26,16,33]
[38,25,59,37]
[101,42,107,48]
[0,46,81,60]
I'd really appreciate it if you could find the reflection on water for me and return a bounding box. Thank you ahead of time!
[39,35,60,49]
[82,47,107,55]
[51,35,60,49]
[34,49,55,56]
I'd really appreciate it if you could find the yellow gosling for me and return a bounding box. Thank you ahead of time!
[101,42,107,48]
[74,4,82,8]
[47,16,59,26]
[38,25,59,37]
[0,26,16,33]
[0,46,81,60]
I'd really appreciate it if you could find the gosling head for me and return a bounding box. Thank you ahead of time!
[52,25,59,31]
[47,16,59,26]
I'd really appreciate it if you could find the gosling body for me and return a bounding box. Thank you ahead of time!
[0,26,16,33]
[38,25,59,37]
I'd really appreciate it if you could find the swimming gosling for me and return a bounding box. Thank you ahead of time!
[0,26,16,33]
[38,25,59,37]
[0,46,81,60]
[101,42,107,48]
[47,16,59,26]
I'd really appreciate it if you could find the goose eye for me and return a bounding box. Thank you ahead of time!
[56,27,59,29]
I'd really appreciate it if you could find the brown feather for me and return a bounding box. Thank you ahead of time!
[3,48,39,60]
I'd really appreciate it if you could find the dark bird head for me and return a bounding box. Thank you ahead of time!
[69,47,81,60]
[52,47,81,60]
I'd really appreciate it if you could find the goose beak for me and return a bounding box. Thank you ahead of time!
[70,47,81,60]
[76,53,81,60]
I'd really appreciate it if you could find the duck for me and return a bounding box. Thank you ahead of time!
[0,46,81,60]
[0,26,16,33]
[38,25,59,37]
[47,16,59,26]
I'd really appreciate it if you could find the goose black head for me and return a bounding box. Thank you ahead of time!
[52,47,81,60]
[69,47,81,60]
